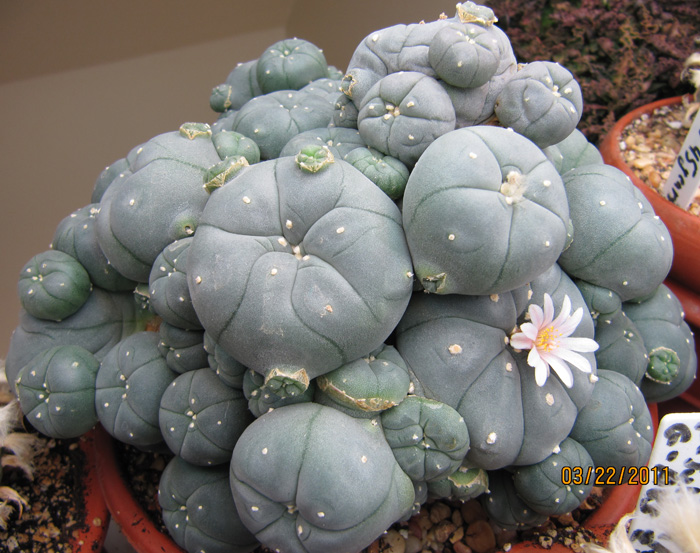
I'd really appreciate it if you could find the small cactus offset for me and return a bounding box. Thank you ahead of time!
[159,456,258,553]
[17,250,92,322]
[5,3,697,552]
[15,345,100,439]
[381,396,470,483]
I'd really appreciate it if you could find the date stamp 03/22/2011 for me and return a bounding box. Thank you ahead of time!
[561,465,671,487]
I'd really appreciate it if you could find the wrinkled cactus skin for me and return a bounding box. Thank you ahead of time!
[9,2,698,548]
[229,403,414,553]
[570,370,654,476]
[558,164,673,301]
[402,125,569,296]
[159,456,258,553]
[623,284,697,402]
[187,150,413,388]
[16,345,99,439]
[17,250,92,322]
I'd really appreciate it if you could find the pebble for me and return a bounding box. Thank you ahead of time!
[621,100,700,211]
[430,502,452,524]
[453,542,472,553]
[464,519,496,553]
[434,521,457,543]
[383,529,406,553]
[460,500,488,524]
[360,487,606,553]
[405,535,424,553]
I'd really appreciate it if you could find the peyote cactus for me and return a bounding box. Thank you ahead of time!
[159,455,258,553]
[402,125,570,296]
[493,60,584,148]
[229,403,414,553]
[314,344,411,419]
[157,322,208,374]
[95,331,177,448]
[159,368,253,466]
[558,164,673,301]
[17,250,92,322]
[227,90,336,160]
[623,284,698,402]
[569,369,655,477]
[380,395,470,483]
[15,345,99,439]
[186,144,413,396]
[95,123,224,282]
[278,126,366,160]
[51,204,136,292]
[356,70,457,166]
[5,3,697,552]
[512,437,595,516]
[255,38,329,94]
[575,279,652,388]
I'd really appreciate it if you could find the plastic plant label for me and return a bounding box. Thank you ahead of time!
[628,411,700,552]
[662,108,700,209]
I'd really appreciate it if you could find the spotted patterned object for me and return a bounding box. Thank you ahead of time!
[629,412,700,552]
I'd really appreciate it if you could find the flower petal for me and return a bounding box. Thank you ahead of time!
[555,347,593,374]
[557,306,584,337]
[543,352,574,388]
[560,336,599,354]
[510,332,534,350]
[519,322,539,341]
[529,303,545,329]
[528,348,551,386]
[534,361,550,387]
[551,295,572,330]
[542,294,555,326]
[527,344,542,368]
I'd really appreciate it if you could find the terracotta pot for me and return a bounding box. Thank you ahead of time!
[69,428,111,552]
[599,96,700,293]
[94,404,659,553]
[93,424,185,553]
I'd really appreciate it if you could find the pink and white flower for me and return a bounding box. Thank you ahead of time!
[509,293,599,388]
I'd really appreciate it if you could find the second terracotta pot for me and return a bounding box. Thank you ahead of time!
[599,96,700,293]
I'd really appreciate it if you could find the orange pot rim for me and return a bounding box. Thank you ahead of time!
[599,96,700,237]
[599,95,700,293]
[93,424,186,553]
[69,428,111,552]
[94,404,659,553]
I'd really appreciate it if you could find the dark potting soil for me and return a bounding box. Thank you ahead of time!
[0,431,98,553]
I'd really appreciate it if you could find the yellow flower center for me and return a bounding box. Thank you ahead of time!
[536,325,562,353]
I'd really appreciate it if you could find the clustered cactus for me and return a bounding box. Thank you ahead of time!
[5,3,698,553]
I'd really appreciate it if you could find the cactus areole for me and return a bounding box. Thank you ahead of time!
[6,3,694,553]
